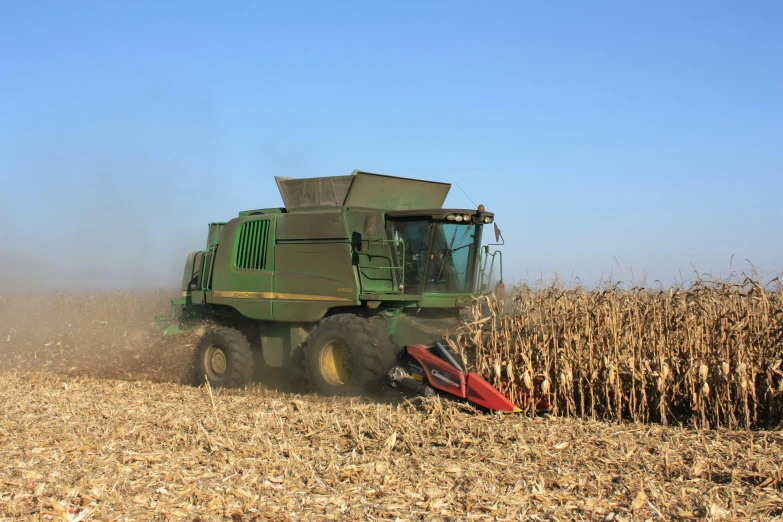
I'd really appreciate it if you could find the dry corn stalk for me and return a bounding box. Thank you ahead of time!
[456,273,783,430]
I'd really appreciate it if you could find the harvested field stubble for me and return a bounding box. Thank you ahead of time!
[1,371,782,521]
[1,279,783,519]
[455,274,783,430]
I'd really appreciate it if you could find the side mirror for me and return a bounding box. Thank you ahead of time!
[494,223,502,243]
[360,239,371,255]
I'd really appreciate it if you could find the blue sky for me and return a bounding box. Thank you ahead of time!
[1,1,781,291]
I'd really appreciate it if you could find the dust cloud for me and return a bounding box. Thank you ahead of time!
[0,101,221,383]
[1,129,209,293]
[0,291,200,383]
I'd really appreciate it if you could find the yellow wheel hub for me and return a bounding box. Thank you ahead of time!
[204,345,227,378]
[319,339,353,386]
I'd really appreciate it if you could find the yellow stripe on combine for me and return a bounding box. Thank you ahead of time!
[212,290,353,302]
[213,291,274,299]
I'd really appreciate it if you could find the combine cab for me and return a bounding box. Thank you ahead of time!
[158,170,516,411]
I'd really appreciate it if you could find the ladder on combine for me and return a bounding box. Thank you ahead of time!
[156,222,225,336]
[200,222,226,291]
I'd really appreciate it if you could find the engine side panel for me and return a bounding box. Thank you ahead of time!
[272,241,360,322]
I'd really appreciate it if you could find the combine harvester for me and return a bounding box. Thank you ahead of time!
[158,170,529,412]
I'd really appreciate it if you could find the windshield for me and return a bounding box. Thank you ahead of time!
[389,219,482,294]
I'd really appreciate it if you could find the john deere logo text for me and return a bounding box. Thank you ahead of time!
[232,292,265,299]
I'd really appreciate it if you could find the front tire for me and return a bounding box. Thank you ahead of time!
[195,326,254,388]
[304,314,398,397]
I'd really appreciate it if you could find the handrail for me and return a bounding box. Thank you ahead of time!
[357,239,405,294]
[479,248,503,293]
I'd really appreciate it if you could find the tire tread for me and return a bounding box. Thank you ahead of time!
[196,326,254,388]
[303,314,398,396]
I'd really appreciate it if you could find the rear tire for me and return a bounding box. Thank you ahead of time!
[304,314,398,397]
[195,326,254,388]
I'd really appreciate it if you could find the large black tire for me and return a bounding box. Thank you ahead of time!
[303,314,398,397]
[195,326,254,388]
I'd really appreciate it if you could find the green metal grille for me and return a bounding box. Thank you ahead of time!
[235,220,270,270]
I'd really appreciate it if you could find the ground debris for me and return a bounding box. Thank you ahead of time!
[0,371,781,520]
[1,290,782,519]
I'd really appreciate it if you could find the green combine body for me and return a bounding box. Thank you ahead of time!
[159,170,504,395]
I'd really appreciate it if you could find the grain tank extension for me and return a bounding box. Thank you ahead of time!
[157,170,514,410]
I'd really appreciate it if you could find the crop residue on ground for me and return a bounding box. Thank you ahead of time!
[1,286,783,520]
[1,371,782,521]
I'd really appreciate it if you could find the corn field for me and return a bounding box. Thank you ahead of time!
[2,275,782,431]
[454,274,783,430]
